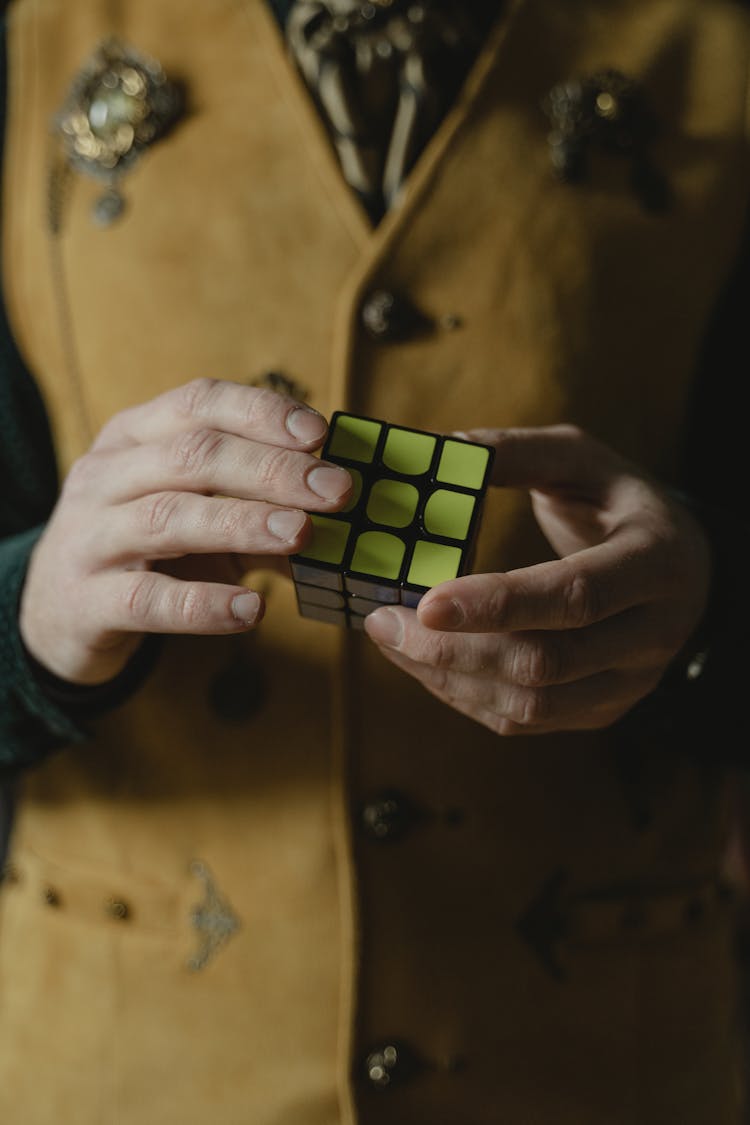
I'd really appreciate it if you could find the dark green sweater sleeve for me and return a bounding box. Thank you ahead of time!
[0,288,89,767]
[0,20,112,770]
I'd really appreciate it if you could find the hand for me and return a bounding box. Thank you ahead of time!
[20,379,351,685]
[365,425,712,735]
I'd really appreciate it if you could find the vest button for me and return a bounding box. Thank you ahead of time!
[104,897,130,921]
[362,289,398,339]
[42,885,61,908]
[361,791,415,841]
[364,1041,418,1088]
[361,289,426,341]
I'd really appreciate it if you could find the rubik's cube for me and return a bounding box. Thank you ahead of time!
[291,412,494,629]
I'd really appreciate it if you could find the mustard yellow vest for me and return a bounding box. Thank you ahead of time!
[2,1,749,1122]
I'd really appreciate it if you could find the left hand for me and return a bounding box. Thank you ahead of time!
[364,425,712,736]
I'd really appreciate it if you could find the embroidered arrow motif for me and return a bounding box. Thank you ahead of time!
[187,860,241,972]
[515,869,569,981]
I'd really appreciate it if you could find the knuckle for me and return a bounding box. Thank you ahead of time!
[169,427,224,476]
[254,444,294,490]
[563,572,599,628]
[175,584,210,628]
[507,686,550,727]
[92,413,124,448]
[121,572,156,625]
[63,452,101,495]
[512,639,561,687]
[424,631,454,670]
[243,386,286,430]
[486,583,513,626]
[216,500,246,543]
[139,491,182,539]
[495,716,520,737]
[427,665,451,696]
[176,377,222,420]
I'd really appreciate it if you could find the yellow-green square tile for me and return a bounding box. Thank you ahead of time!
[327,414,381,463]
[367,479,419,528]
[407,540,463,588]
[382,427,436,475]
[351,531,405,580]
[423,489,475,540]
[436,440,489,489]
[298,515,351,564]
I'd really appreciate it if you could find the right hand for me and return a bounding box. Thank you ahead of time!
[19,379,351,686]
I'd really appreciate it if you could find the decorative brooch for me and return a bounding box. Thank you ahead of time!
[54,38,184,226]
[543,69,671,213]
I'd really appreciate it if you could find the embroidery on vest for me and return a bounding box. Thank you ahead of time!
[53,37,185,227]
[247,370,310,402]
[543,69,672,213]
[187,860,241,971]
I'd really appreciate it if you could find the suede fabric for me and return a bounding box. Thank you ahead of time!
[1,0,749,1122]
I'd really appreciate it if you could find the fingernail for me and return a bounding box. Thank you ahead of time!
[286,407,327,444]
[267,509,307,542]
[364,608,403,648]
[307,464,351,502]
[231,591,262,625]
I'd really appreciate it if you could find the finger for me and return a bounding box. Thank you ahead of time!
[92,380,328,454]
[87,494,312,562]
[96,570,266,635]
[366,604,683,685]
[65,431,352,510]
[457,424,630,497]
[417,531,670,634]
[373,642,657,732]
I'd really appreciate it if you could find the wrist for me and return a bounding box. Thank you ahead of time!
[20,633,162,717]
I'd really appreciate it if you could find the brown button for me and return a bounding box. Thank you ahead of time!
[43,886,61,908]
[104,898,130,921]
[361,792,415,842]
[365,1041,418,1089]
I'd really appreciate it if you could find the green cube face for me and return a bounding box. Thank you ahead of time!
[291,412,493,628]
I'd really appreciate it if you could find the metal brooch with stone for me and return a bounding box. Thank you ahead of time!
[54,37,184,226]
[543,69,671,212]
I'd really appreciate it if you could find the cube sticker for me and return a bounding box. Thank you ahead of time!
[291,413,494,628]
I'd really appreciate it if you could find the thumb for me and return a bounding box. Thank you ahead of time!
[458,424,631,501]
[458,425,657,557]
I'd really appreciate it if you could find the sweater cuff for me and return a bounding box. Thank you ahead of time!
[0,525,83,745]
[1,526,159,761]
[22,632,161,717]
